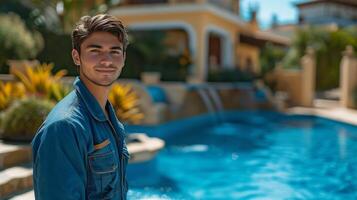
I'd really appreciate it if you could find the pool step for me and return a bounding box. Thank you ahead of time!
[0,166,33,199]
[0,142,32,170]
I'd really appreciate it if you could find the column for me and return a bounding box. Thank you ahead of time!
[340,45,357,108]
[300,47,316,107]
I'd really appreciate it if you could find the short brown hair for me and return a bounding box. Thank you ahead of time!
[71,14,129,54]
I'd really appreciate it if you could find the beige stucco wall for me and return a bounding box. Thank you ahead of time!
[236,43,260,73]
[270,69,303,106]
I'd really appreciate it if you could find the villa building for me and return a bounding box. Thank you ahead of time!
[269,0,357,42]
[109,0,290,82]
[296,0,357,27]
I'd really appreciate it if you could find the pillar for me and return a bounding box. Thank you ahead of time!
[300,47,316,107]
[340,45,357,108]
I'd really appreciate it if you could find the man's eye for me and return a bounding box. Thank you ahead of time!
[111,51,121,54]
[90,49,100,53]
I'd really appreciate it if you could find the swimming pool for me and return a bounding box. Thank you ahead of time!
[125,111,357,199]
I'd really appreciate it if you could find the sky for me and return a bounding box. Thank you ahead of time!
[240,0,306,29]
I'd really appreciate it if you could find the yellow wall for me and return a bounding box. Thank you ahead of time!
[270,69,303,106]
[236,43,260,73]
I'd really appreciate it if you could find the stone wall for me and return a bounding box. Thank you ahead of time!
[266,47,316,108]
[153,82,273,122]
[269,68,303,106]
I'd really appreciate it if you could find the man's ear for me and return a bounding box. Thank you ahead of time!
[72,49,80,66]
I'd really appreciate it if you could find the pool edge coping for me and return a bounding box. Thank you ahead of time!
[285,106,357,126]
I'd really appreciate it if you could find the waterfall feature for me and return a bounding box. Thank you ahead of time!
[207,87,224,112]
[197,88,216,113]
[196,85,224,123]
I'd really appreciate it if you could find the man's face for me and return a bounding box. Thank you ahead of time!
[72,31,125,87]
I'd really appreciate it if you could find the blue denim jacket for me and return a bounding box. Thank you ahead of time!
[32,77,129,200]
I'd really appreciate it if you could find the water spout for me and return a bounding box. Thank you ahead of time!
[196,85,224,123]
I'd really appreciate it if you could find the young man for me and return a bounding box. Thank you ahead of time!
[32,14,130,200]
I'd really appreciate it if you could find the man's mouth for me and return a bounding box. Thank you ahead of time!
[95,68,117,73]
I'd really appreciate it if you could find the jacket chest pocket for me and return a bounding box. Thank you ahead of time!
[89,151,117,174]
[88,141,119,199]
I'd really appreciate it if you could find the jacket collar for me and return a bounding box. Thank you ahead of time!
[106,102,125,135]
[74,77,107,122]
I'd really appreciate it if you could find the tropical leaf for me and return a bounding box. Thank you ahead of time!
[109,83,144,124]
[0,81,25,111]
[11,63,69,102]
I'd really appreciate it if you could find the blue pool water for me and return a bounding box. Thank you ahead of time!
[126,111,357,199]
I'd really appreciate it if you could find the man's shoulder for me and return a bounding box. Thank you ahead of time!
[31,114,92,163]
[32,91,91,144]
[32,112,92,152]
[41,115,84,133]
[45,90,89,124]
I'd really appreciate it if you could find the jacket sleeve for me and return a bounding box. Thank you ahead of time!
[32,120,87,200]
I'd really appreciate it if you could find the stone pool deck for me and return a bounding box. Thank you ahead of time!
[286,99,357,126]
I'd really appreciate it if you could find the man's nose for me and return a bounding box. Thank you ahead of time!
[100,53,113,66]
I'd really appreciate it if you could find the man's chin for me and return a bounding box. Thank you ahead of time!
[80,71,119,87]
[96,79,117,87]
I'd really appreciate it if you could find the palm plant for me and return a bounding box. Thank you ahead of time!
[109,83,144,124]
[11,63,70,102]
[0,81,26,111]
[0,13,44,72]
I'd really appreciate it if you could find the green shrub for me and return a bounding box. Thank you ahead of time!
[123,30,191,81]
[36,32,77,76]
[260,42,286,75]
[208,68,255,82]
[122,30,166,79]
[160,53,191,81]
[0,97,54,142]
[0,13,44,73]
[283,26,357,91]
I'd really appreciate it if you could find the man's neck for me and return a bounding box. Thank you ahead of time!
[80,76,111,115]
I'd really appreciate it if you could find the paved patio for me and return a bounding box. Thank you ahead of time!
[286,99,357,126]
